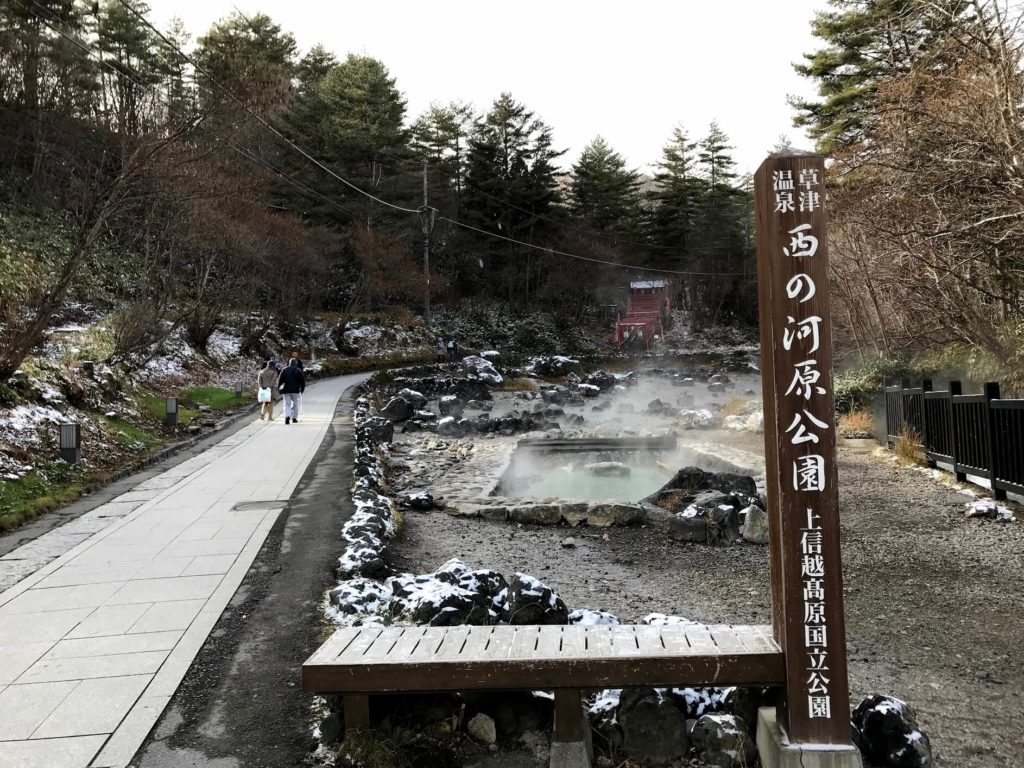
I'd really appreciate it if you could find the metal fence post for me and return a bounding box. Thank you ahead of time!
[166,397,178,428]
[984,382,1007,501]
[950,381,967,482]
[59,423,81,464]
[921,379,934,467]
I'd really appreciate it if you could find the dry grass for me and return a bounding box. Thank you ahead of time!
[894,425,925,465]
[838,409,875,438]
[719,395,747,419]
[501,377,537,391]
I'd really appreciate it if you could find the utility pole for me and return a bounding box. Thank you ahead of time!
[418,160,435,327]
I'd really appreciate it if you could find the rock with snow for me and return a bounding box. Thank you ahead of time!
[401,491,438,511]
[357,415,394,445]
[527,355,582,377]
[667,686,729,718]
[328,578,392,620]
[678,409,715,429]
[506,573,568,625]
[578,383,600,398]
[641,612,701,628]
[540,387,568,406]
[381,397,414,422]
[740,505,769,545]
[617,687,690,762]
[388,572,491,626]
[480,350,500,361]
[438,394,465,417]
[965,499,1015,522]
[723,415,748,431]
[852,694,933,768]
[746,412,764,433]
[396,388,428,408]
[690,713,756,768]
[569,608,620,626]
[461,355,504,386]
[654,466,758,498]
[584,370,617,391]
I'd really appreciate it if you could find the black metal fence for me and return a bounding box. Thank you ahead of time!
[884,378,1024,500]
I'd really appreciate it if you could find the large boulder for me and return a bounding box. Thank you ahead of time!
[461,355,503,386]
[529,355,582,377]
[584,369,616,391]
[396,388,428,408]
[617,687,689,763]
[540,387,568,405]
[654,467,757,498]
[438,395,465,417]
[381,397,414,422]
[690,713,756,768]
[447,378,491,401]
[506,573,568,625]
[740,504,769,544]
[388,571,492,626]
[852,695,933,768]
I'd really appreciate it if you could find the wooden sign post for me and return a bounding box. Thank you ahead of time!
[754,152,861,765]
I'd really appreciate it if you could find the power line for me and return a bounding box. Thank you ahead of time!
[113,0,419,215]
[437,215,755,276]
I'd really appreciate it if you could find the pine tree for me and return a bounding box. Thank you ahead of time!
[569,136,641,234]
[97,0,162,136]
[410,101,475,212]
[792,0,969,152]
[647,125,703,264]
[316,54,409,226]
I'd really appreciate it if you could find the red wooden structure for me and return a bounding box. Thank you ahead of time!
[614,280,672,350]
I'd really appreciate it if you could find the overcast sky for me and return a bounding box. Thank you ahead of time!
[146,0,828,175]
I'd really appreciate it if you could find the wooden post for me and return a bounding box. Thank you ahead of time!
[984,382,1007,501]
[754,153,854,746]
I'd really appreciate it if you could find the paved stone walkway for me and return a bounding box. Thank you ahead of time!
[0,375,361,768]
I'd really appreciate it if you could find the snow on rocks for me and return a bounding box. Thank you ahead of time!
[690,713,757,768]
[506,573,568,625]
[678,408,715,429]
[524,355,582,377]
[568,608,620,626]
[964,499,1015,522]
[852,694,933,768]
[460,354,503,386]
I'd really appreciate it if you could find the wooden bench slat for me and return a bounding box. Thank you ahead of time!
[388,626,429,659]
[609,626,640,655]
[435,626,472,660]
[683,626,718,654]
[459,626,495,660]
[584,626,615,656]
[634,625,669,655]
[536,626,564,658]
[510,625,542,659]
[302,623,785,694]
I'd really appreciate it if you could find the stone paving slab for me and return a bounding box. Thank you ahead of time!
[0,375,360,768]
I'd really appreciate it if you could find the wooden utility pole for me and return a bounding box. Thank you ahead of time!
[754,152,858,754]
[418,160,435,328]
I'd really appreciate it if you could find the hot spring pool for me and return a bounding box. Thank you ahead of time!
[497,460,673,502]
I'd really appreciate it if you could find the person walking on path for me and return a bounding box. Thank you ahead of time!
[257,360,280,421]
[435,337,447,363]
[447,338,458,363]
[278,357,306,425]
[293,355,305,422]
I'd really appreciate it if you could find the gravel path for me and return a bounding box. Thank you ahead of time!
[390,448,1024,768]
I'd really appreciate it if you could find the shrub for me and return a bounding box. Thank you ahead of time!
[838,410,875,438]
[834,355,917,414]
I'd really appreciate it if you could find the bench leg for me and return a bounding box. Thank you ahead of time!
[551,689,591,768]
[344,693,370,733]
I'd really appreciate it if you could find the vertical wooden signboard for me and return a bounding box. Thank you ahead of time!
[754,152,853,746]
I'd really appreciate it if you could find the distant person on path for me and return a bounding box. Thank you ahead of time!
[257,360,280,421]
[436,337,447,363]
[293,355,305,422]
[447,339,458,363]
[278,357,306,425]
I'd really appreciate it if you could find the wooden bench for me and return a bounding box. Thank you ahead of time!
[303,623,784,764]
